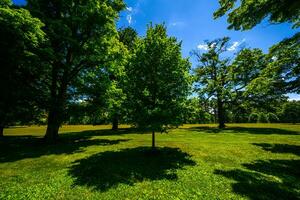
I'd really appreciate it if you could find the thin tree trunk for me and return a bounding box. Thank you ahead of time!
[112,115,119,130]
[0,125,4,137]
[152,131,155,149]
[217,97,225,129]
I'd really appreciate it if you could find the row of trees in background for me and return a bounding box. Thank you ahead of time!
[0,0,299,144]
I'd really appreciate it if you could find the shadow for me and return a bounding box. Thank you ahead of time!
[68,128,142,138]
[68,147,196,191]
[253,143,300,156]
[185,126,299,135]
[215,159,300,200]
[0,130,131,163]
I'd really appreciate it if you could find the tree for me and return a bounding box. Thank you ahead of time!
[126,24,191,149]
[27,0,125,142]
[280,101,300,124]
[109,27,138,130]
[0,1,46,136]
[266,33,300,93]
[193,37,232,128]
[214,0,300,30]
[214,0,300,95]
[183,98,213,124]
[229,48,287,122]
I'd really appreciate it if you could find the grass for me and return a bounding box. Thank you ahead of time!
[0,124,299,200]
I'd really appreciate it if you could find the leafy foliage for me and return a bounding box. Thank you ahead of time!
[126,24,191,132]
[26,0,125,140]
[193,37,232,128]
[0,1,46,133]
[280,101,300,124]
[214,0,300,30]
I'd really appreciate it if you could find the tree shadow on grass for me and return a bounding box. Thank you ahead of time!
[186,126,299,135]
[215,159,300,200]
[253,143,300,156]
[0,130,131,163]
[68,147,196,191]
[65,128,141,138]
[215,143,300,199]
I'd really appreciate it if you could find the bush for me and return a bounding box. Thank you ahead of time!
[258,113,269,123]
[248,113,259,123]
[267,113,279,123]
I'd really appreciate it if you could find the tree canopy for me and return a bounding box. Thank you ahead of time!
[214,0,300,30]
[126,24,191,148]
[0,1,46,136]
[26,0,125,141]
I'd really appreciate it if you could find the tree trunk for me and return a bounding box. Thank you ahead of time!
[44,109,60,142]
[0,126,4,137]
[152,131,155,149]
[217,97,226,129]
[44,83,67,143]
[112,115,119,130]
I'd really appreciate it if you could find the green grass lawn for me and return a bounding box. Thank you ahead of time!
[1,124,300,200]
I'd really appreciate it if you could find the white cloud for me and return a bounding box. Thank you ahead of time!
[227,41,239,51]
[210,43,216,48]
[169,21,185,27]
[197,44,209,51]
[227,38,246,51]
[197,42,216,51]
[125,0,144,25]
[126,15,132,24]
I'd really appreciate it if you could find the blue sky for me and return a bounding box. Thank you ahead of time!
[12,0,300,100]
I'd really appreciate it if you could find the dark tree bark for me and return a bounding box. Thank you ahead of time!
[217,96,226,129]
[45,108,60,142]
[44,75,67,143]
[152,131,155,149]
[0,125,4,137]
[112,115,119,130]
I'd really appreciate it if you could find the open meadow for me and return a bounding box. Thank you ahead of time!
[1,124,299,200]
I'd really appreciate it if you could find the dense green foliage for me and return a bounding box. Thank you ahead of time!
[215,0,300,98]
[126,24,191,147]
[0,1,46,136]
[1,124,299,199]
[266,33,300,93]
[280,101,300,124]
[1,0,299,139]
[25,0,125,141]
[214,0,300,30]
[127,25,191,132]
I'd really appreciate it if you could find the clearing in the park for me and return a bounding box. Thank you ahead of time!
[0,124,299,199]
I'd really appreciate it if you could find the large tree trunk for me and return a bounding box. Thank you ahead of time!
[0,125,4,137]
[45,108,60,142]
[44,79,67,143]
[112,115,119,130]
[152,131,155,149]
[217,97,226,129]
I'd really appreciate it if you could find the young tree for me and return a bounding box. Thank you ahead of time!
[126,24,191,149]
[26,0,125,142]
[0,1,46,136]
[193,37,232,128]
